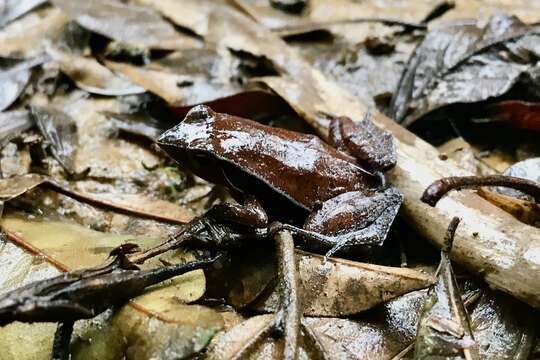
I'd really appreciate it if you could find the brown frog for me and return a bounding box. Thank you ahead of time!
[157,105,402,256]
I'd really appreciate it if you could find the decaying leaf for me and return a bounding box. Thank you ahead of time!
[47,46,145,96]
[226,249,433,317]
[133,0,214,37]
[391,15,540,126]
[0,55,47,111]
[51,0,199,50]
[414,218,476,359]
[0,0,47,28]
[231,0,436,34]
[0,173,43,201]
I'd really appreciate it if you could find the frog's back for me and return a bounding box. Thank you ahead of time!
[158,106,378,214]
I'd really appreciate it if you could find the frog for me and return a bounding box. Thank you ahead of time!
[155,104,403,359]
[157,105,402,253]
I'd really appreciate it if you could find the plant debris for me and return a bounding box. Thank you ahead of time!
[0,1,539,359]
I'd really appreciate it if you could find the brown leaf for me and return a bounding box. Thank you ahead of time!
[106,60,242,106]
[51,0,199,50]
[254,250,434,317]
[47,47,145,96]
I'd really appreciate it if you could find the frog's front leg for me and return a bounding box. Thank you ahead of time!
[302,187,403,257]
[329,113,396,172]
[206,195,268,228]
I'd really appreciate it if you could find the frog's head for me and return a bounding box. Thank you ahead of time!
[157,105,224,179]
[157,105,216,152]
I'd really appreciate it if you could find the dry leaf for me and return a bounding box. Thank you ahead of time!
[222,247,433,317]
[0,6,68,57]
[0,0,47,28]
[51,0,199,50]
[47,47,145,96]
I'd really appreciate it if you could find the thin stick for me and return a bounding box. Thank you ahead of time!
[43,179,189,224]
[275,229,301,360]
[421,175,540,206]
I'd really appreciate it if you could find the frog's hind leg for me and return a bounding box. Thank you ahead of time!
[324,196,402,258]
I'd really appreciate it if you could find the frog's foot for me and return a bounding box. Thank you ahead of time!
[303,187,403,258]
[325,194,403,258]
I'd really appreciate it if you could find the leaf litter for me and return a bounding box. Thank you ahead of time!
[0,0,539,359]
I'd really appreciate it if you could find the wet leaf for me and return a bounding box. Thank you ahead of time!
[228,250,433,317]
[0,0,47,28]
[0,217,222,359]
[467,289,536,360]
[391,15,540,126]
[0,55,47,111]
[47,46,145,96]
[169,89,292,120]
[51,0,199,50]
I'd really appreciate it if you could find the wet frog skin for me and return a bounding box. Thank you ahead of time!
[158,105,403,255]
